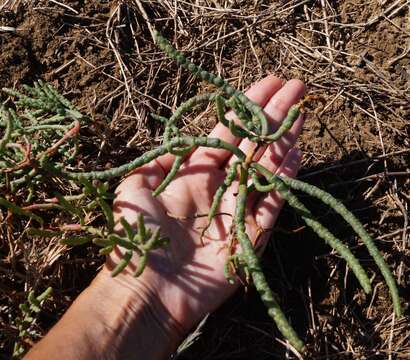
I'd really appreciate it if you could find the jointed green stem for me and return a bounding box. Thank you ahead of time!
[0,108,13,152]
[215,95,250,139]
[153,30,269,137]
[261,105,302,143]
[201,161,240,240]
[235,164,305,352]
[153,155,184,197]
[10,169,38,191]
[164,93,218,142]
[99,216,170,278]
[209,161,239,223]
[111,250,133,277]
[0,30,402,354]
[226,96,256,133]
[97,197,114,232]
[3,81,82,121]
[50,136,245,180]
[18,124,70,133]
[280,176,402,317]
[251,169,372,294]
[134,253,147,277]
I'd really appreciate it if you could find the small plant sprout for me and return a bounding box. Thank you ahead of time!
[0,31,402,353]
[12,287,53,358]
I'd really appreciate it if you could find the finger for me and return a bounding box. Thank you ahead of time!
[189,74,283,167]
[264,79,306,129]
[254,148,302,230]
[256,113,305,174]
[257,78,306,169]
[227,79,305,167]
[116,160,166,195]
[154,153,176,174]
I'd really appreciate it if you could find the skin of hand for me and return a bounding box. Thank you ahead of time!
[25,75,305,360]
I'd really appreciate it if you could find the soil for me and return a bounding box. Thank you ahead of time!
[0,1,409,359]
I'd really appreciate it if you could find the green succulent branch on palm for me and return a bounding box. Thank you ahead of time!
[0,31,402,353]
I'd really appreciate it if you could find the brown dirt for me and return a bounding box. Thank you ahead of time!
[0,1,409,359]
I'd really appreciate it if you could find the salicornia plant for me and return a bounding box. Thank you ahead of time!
[0,31,401,353]
[12,287,52,358]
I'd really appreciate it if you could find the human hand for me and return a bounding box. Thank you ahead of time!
[106,75,306,337]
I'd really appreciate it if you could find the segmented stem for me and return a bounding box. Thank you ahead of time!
[209,161,239,223]
[104,216,169,278]
[0,30,401,354]
[261,105,301,143]
[50,136,245,180]
[201,160,240,241]
[235,164,305,352]
[153,30,269,137]
[153,155,183,197]
[164,93,218,140]
[19,124,69,133]
[134,253,147,277]
[215,95,249,138]
[226,96,256,132]
[97,197,114,232]
[0,108,13,152]
[251,170,372,294]
[111,250,133,277]
[3,81,82,120]
[280,176,402,317]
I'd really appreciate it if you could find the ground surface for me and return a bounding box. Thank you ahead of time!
[0,0,409,359]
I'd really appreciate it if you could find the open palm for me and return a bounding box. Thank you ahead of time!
[108,75,306,332]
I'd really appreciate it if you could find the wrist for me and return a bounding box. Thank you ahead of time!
[94,267,186,359]
[105,247,217,335]
[26,267,185,360]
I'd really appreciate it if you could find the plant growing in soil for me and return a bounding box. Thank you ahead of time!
[12,287,52,358]
[0,31,402,353]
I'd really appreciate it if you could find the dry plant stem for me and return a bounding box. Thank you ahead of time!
[0,196,43,225]
[235,163,305,352]
[280,175,402,318]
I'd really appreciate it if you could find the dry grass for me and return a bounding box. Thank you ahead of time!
[0,0,409,358]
